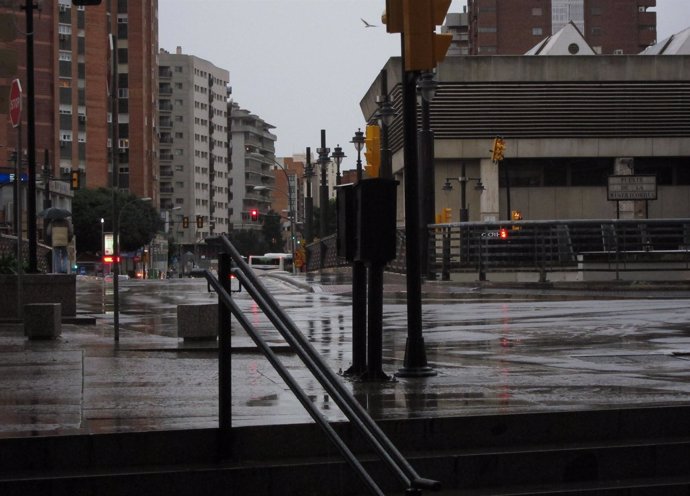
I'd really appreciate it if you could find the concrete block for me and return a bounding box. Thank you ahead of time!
[24,303,61,340]
[177,303,218,340]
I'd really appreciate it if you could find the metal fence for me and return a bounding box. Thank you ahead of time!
[429,219,690,281]
[305,219,690,281]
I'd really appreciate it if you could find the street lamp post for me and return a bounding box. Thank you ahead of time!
[345,129,367,376]
[417,71,438,280]
[303,147,314,244]
[331,145,345,186]
[113,196,151,341]
[443,175,485,221]
[316,130,330,240]
[252,156,297,274]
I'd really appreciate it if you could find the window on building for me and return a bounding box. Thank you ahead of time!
[532,8,542,16]
[532,27,543,36]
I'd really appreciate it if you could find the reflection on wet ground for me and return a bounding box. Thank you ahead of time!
[1,274,690,437]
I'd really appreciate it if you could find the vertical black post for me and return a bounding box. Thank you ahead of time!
[24,0,37,272]
[379,69,392,180]
[442,227,451,281]
[218,253,232,456]
[111,31,121,342]
[347,144,366,377]
[318,130,329,240]
[366,263,387,380]
[418,82,435,280]
[460,162,469,222]
[304,147,313,244]
[503,160,511,221]
[397,39,436,378]
[42,149,51,209]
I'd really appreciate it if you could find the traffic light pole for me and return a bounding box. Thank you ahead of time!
[24,0,38,272]
[397,38,435,378]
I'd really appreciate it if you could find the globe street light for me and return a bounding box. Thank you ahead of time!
[113,196,151,341]
[350,129,365,182]
[331,144,345,186]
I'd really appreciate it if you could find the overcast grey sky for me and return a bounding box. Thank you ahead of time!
[159,0,688,165]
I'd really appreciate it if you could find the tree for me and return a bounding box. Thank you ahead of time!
[72,188,161,255]
[262,210,284,253]
[311,199,338,240]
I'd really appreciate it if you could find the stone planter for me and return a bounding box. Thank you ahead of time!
[0,274,76,320]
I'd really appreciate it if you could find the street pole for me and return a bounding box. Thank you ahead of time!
[346,129,367,376]
[418,71,437,280]
[304,147,314,244]
[317,130,330,241]
[24,0,38,272]
[460,162,469,222]
[397,37,435,378]
[110,32,121,342]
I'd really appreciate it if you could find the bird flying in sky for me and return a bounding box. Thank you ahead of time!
[361,18,377,28]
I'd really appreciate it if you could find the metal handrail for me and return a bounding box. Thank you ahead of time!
[203,234,440,495]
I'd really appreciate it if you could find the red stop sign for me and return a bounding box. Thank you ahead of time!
[9,79,22,128]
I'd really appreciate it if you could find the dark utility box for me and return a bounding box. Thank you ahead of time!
[336,184,356,261]
[356,178,397,264]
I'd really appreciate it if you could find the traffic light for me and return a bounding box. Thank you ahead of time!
[442,207,452,223]
[70,170,80,190]
[384,0,453,71]
[491,136,506,162]
[499,227,509,240]
[182,216,189,228]
[250,209,259,222]
[196,215,204,228]
[364,125,381,178]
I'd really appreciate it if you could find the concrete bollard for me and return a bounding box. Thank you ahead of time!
[177,303,218,340]
[24,303,62,340]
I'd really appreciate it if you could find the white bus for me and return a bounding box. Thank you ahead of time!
[248,253,293,272]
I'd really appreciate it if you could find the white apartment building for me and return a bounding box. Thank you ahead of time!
[158,47,231,246]
[229,102,277,230]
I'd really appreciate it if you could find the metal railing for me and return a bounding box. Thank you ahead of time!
[304,219,690,281]
[429,219,690,280]
[198,234,440,496]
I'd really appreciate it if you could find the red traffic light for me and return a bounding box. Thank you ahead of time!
[499,228,509,240]
[250,209,259,222]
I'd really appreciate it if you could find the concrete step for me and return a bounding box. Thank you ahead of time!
[2,406,690,496]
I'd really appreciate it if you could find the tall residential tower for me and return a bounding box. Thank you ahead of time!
[158,47,231,246]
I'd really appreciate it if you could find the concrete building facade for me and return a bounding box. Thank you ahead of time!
[0,0,159,224]
[467,0,657,55]
[229,102,277,231]
[361,55,690,224]
[158,48,231,246]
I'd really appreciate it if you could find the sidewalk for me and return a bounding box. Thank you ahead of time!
[1,274,690,439]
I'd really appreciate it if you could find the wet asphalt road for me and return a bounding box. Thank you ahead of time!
[0,274,689,437]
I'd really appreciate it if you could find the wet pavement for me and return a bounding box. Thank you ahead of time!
[1,272,690,438]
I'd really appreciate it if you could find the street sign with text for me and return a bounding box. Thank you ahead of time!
[607,175,657,201]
